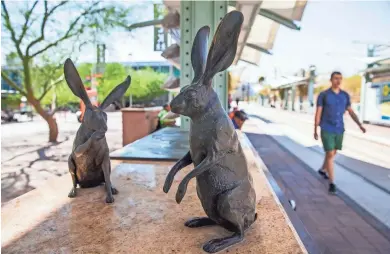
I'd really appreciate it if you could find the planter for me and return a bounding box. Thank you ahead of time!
[121,106,162,146]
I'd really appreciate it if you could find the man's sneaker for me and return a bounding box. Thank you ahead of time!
[318,169,329,179]
[328,183,337,195]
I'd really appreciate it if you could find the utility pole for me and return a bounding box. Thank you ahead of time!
[308,65,317,112]
[128,53,133,107]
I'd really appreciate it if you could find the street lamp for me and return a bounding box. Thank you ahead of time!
[128,53,133,107]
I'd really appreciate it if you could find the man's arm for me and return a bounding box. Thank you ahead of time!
[314,106,322,140]
[347,107,366,133]
[314,92,324,140]
[345,93,366,133]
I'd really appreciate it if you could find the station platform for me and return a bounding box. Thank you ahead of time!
[244,116,390,254]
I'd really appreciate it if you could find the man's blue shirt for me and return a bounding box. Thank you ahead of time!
[232,118,239,129]
[317,88,351,134]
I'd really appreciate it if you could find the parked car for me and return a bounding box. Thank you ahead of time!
[1,110,17,123]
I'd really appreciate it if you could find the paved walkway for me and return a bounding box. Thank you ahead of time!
[247,130,390,254]
[1,112,123,204]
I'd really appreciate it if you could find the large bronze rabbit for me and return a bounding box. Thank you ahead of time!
[163,11,257,253]
[64,58,131,203]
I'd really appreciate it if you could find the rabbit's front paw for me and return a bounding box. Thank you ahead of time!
[68,188,77,198]
[163,176,173,193]
[175,181,188,204]
[105,195,115,203]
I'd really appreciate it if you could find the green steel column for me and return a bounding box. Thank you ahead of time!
[180,1,228,130]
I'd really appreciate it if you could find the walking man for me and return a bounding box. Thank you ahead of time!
[314,71,366,194]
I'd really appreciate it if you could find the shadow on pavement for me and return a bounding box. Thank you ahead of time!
[1,137,70,204]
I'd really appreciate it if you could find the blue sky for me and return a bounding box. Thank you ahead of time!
[253,0,390,80]
[2,1,390,82]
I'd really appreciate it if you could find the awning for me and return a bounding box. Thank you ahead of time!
[130,0,307,68]
[267,76,309,90]
[162,76,180,92]
[230,0,307,66]
[365,64,390,75]
[161,43,181,69]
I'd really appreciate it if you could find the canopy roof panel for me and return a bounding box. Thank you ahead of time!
[261,0,307,21]
[162,0,307,67]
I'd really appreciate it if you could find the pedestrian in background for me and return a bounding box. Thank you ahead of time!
[314,71,366,194]
[231,110,248,130]
[156,103,176,130]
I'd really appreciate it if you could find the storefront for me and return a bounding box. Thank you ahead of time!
[360,62,390,126]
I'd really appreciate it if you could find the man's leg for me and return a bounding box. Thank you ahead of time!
[319,155,329,179]
[320,131,338,194]
[327,148,337,194]
[326,150,336,184]
[319,130,335,179]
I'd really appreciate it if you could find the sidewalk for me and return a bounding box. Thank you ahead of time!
[244,120,390,254]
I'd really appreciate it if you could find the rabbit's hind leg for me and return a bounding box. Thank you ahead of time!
[203,184,255,253]
[101,170,118,195]
[102,155,114,203]
[185,217,216,228]
[68,156,78,198]
[202,190,244,253]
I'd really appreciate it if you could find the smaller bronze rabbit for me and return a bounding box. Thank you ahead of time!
[64,58,131,203]
[163,11,257,253]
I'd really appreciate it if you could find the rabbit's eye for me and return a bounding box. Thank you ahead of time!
[185,90,197,99]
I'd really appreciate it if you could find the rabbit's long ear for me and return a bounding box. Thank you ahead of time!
[191,26,210,84]
[203,11,243,84]
[100,76,131,110]
[64,58,92,107]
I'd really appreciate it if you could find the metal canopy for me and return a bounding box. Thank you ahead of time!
[163,0,307,66]
[267,76,309,90]
[162,76,180,92]
[129,1,307,67]
[161,43,180,69]
[230,0,307,65]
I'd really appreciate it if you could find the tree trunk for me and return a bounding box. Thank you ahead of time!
[46,115,59,143]
[28,96,59,142]
[21,59,59,142]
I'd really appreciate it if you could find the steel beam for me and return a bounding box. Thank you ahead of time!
[179,1,228,130]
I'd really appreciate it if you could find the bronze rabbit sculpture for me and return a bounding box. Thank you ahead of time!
[163,11,257,253]
[64,58,131,203]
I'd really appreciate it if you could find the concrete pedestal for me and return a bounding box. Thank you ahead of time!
[2,128,308,253]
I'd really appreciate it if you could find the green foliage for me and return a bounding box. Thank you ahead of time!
[1,94,21,109]
[77,63,94,86]
[342,75,361,97]
[259,85,271,96]
[35,61,92,107]
[97,63,127,102]
[97,64,167,103]
[127,68,168,101]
